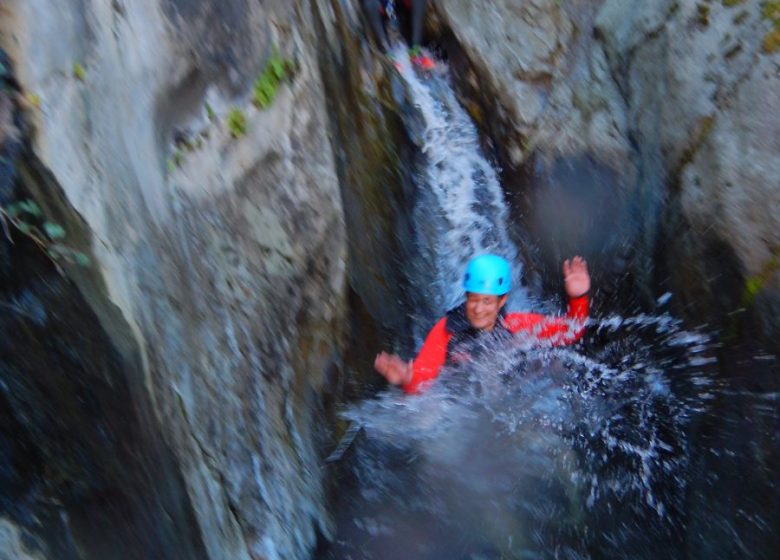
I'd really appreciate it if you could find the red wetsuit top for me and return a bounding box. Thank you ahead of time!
[402,294,589,394]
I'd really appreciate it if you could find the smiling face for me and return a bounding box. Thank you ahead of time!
[465,293,508,331]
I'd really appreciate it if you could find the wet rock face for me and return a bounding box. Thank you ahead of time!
[311,1,422,387]
[432,0,780,347]
[430,0,638,305]
[596,0,780,348]
[1,61,205,559]
[2,1,347,559]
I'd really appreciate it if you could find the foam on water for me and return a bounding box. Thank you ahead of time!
[340,311,718,558]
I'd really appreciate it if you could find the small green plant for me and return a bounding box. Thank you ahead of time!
[72,63,86,81]
[24,92,41,109]
[764,28,780,52]
[205,102,216,122]
[252,51,294,109]
[696,3,711,26]
[761,1,780,53]
[722,0,745,6]
[0,199,90,271]
[226,108,248,138]
[166,148,185,172]
[764,0,780,20]
[741,251,780,307]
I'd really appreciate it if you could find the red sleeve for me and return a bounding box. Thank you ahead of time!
[503,294,589,346]
[402,317,451,394]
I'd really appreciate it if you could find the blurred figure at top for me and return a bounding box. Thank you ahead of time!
[362,0,435,70]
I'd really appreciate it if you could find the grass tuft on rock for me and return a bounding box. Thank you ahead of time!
[741,252,780,307]
[761,1,780,53]
[763,0,780,20]
[226,108,248,138]
[72,63,86,81]
[763,28,780,52]
[252,50,295,109]
[24,92,41,109]
[697,3,711,26]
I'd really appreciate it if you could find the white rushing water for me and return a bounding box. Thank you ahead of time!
[390,47,528,325]
[321,50,745,560]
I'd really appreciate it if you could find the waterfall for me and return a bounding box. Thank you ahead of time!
[389,48,528,341]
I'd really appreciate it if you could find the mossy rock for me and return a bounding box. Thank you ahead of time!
[761,1,780,53]
[741,253,780,307]
[763,28,780,52]
[696,3,711,26]
[72,63,86,81]
[762,1,780,21]
[226,108,248,138]
[252,51,295,109]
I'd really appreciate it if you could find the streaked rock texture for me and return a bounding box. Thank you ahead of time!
[1,1,349,558]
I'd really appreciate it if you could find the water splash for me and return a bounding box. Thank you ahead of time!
[335,312,717,559]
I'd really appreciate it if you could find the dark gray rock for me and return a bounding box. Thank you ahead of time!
[1,1,351,558]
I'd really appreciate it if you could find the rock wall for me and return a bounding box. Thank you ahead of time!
[1,62,208,559]
[598,0,780,347]
[311,0,422,398]
[431,0,780,348]
[1,1,348,558]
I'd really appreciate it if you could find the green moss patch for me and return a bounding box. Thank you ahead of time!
[252,51,295,109]
[697,3,711,26]
[761,2,780,53]
[72,63,86,81]
[24,92,41,109]
[763,1,780,20]
[741,252,780,307]
[226,108,248,138]
[764,28,780,52]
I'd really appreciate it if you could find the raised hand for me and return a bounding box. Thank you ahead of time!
[563,256,590,298]
[374,352,413,385]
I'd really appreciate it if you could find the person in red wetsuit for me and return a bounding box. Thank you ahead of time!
[374,254,590,394]
[362,0,434,69]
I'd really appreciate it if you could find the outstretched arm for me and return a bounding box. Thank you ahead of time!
[505,256,590,345]
[374,352,412,386]
[374,317,451,394]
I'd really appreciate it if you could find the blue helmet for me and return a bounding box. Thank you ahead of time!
[463,254,512,296]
